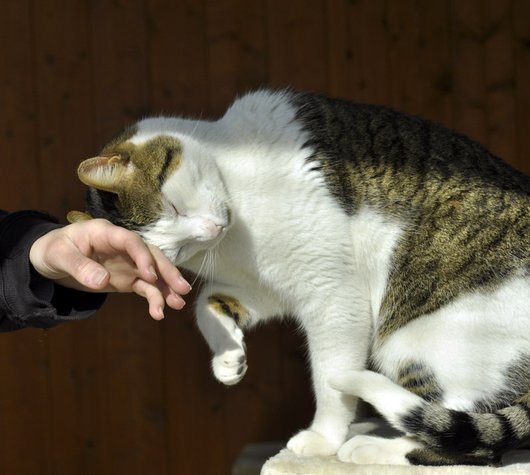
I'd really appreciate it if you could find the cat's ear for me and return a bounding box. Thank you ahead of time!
[77,156,135,193]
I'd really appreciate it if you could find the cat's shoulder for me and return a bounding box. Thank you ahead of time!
[222,88,297,123]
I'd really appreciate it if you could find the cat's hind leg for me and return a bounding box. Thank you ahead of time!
[338,435,422,465]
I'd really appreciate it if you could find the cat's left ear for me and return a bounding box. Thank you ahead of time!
[77,156,135,194]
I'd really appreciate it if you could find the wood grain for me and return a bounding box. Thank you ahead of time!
[0,1,528,473]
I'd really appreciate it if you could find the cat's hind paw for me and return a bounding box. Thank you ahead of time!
[338,435,419,465]
[212,348,247,385]
[287,429,339,456]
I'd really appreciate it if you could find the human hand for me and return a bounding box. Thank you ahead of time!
[29,219,191,320]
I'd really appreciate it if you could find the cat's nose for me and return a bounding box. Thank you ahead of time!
[201,219,224,241]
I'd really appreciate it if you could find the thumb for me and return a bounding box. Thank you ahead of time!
[30,228,111,290]
[65,253,110,289]
[49,243,111,290]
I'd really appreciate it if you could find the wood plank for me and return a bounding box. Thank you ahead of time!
[279,322,314,439]
[0,331,52,475]
[0,0,40,209]
[147,0,210,116]
[266,0,328,91]
[327,0,390,104]
[450,0,488,145]
[416,0,453,126]
[206,0,239,115]
[233,0,269,92]
[206,0,268,114]
[385,0,423,114]
[159,299,229,475]
[98,297,169,475]
[46,317,108,475]
[483,0,517,165]
[91,0,151,143]
[0,2,51,475]
[513,0,530,173]
[32,0,94,218]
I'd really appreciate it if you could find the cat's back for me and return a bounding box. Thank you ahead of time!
[289,91,530,211]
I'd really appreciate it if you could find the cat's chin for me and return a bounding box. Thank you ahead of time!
[141,220,227,267]
[171,237,225,267]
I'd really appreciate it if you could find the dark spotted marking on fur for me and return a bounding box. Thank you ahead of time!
[407,446,498,466]
[397,361,443,402]
[207,294,248,327]
[157,145,182,187]
[473,355,530,413]
[400,397,530,465]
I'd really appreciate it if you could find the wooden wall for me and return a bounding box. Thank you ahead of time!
[0,1,528,474]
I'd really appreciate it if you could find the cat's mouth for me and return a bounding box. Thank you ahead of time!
[139,211,230,266]
[193,217,226,242]
[169,218,228,264]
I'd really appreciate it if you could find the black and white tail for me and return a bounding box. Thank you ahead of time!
[330,371,530,464]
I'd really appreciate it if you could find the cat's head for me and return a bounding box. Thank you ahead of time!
[75,122,231,264]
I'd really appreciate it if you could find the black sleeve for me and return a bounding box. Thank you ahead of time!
[0,210,106,331]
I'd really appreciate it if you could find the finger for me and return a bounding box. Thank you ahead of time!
[54,242,111,289]
[148,244,191,295]
[77,260,111,289]
[132,279,166,320]
[156,279,187,311]
[167,290,187,310]
[103,226,159,284]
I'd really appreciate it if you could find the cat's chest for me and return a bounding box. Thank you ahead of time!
[208,203,404,320]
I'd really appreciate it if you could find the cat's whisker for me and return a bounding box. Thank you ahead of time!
[189,251,209,289]
[206,249,217,295]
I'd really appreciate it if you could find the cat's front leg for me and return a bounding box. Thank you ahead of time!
[196,288,269,386]
[287,306,372,456]
[196,290,248,385]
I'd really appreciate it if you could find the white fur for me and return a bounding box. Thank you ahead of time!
[330,371,424,430]
[374,275,530,411]
[338,435,423,465]
[125,90,530,461]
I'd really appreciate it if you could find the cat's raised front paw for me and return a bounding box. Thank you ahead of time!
[287,429,339,456]
[212,348,247,385]
[338,435,418,465]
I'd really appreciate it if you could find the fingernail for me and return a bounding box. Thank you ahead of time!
[158,307,165,319]
[170,290,186,308]
[90,269,107,287]
[179,276,192,292]
[148,266,158,281]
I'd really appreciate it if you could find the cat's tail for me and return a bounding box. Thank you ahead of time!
[330,371,530,461]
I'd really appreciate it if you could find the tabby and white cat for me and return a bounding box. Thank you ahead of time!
[71,89,530,466]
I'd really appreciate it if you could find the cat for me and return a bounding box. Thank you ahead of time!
[70,89,530,466]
